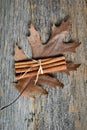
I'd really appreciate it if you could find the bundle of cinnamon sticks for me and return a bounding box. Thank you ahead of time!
[15,56,67,80]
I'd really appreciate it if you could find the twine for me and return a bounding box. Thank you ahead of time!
[34,60,43,85]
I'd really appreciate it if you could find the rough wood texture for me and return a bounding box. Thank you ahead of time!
[0,0,87,130]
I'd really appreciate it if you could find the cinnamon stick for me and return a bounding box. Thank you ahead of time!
[15,60,66,73]
[15,57,52,66]
[16,64,67,80]
[15,56,65,69]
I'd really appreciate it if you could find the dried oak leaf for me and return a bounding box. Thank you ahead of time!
[14,18,80,98]
[14,44,64,98]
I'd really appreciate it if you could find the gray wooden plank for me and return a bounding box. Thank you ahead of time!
[0,0,87,130]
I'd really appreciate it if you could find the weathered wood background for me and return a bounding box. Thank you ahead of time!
[0,0,87,130]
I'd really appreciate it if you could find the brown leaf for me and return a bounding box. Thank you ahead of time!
[13,17,80,98]
[27,18,80,58]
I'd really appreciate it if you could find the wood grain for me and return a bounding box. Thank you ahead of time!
[0,0,87,130]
